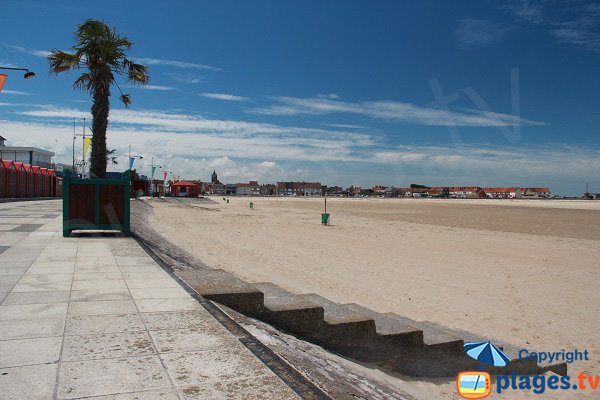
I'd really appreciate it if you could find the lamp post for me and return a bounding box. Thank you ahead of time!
[72,118,87,177]
[162,168,173,196]
[148,157,162,197]
[128,145,143,171]
[0,67,36,80]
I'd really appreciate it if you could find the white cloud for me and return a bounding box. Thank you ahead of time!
[506,1,600,52]
[2,44,50,58]
[1,90,30,95]
[200,93,248,101]
[317,93,339,99]
[454,19,511,48]
[249,96,544,127]
[0,61,19,68]
[326,123,364,129]
[135,85,176,91]
[170,73,203,84]
[1,116,597,194]
[14,106,375,162]
[131,57,220,71]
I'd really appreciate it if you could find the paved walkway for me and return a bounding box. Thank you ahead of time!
[0,200,301,399]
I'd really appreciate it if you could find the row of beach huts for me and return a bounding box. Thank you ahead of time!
[0,160,62,199]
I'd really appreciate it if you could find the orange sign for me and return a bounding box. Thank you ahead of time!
[457,371,491,399]
[0,74,7,93]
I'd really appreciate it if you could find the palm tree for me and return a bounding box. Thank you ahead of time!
[48,19,149,178]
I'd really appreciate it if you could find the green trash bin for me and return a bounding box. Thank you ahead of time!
[321,213,330,225]
[250,202,253,209]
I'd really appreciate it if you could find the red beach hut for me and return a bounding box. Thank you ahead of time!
[2,160,17,198]
[39,168,49,197]
[24,164,35,197]
[171,180,199,197]
[13,162,27,198]
[32,166,42,197]
[0,160,6,198]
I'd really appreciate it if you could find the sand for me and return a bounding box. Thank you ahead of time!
[147,197,600,399]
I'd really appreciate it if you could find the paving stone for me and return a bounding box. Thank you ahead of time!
[0,267,28,276]
[66,313,146,335]
[57,355,172,399]
[160,347,277,386]
[0,316,65,340]
[149,327,238,353]
[71,288,132,302]
[0,274,22,286]
[129,287,190,300]
[135,298,202,313]
[11,281,72,292]
[0,282,15,292]
[176,375,300,400]
[0,302,68,320]
[0,336,62,367]
[27,264,75,274]
[2,290,70,305]
[69,300,137,316]
[0,363,58,400]
[82,389,180,400]
[74,272,124,281]
[62,331,157,361]
[72,280,127,291]
[19,273,73,283]
[125,279,180,289]
[141,311,221,331]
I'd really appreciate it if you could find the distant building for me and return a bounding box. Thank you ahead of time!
[372,186,387,196]
[277,181,322,196]
[225,183,237,195]
[211,170,220,184]
[0,137,55,169]
[325,185,344,196]
[236,181,260,196]
[260,184,276,196]
[521,187,551,198]
[483,187,522,199]
[171,180,199,197]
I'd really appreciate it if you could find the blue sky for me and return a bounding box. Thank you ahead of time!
[1,0,599,195]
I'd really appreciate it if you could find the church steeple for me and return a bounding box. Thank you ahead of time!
[211,170,218,184]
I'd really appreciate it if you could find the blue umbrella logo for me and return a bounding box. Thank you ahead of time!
[464,341,511,367]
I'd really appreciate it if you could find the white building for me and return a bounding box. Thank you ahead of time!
[0,136,55,168]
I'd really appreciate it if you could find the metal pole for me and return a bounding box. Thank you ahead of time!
[72,119,76,170]
[82,118,86,178]
[150,156,153,196]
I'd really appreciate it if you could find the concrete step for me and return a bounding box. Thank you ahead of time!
[253,283,324,334]
[384,313,463,353]
[299,294,376,333]
[343,303,423,347]
[419,320,568,376]
[175,268,264,316]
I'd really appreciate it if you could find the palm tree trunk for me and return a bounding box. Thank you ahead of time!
[90,90,109,178]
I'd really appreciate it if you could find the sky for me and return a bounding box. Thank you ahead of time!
[1,0,599,195]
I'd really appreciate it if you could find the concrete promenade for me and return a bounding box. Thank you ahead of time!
[0,200,302,399]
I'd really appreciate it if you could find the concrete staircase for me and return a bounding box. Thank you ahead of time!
[175,270,567,377]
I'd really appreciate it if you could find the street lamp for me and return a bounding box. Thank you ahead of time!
[0,67,36,79]
[149,157,162,197]
[128,145,143,171]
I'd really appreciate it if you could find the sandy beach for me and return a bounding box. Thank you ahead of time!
[146,197,600,399]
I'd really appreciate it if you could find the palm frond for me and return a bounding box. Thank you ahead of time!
[123,59,150,85]
[48,50,82,74]
[73,73,93,91]
[120,94,132,108]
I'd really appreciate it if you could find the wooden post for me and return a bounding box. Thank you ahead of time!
[62,170,71,237]
[123,171,131,236]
